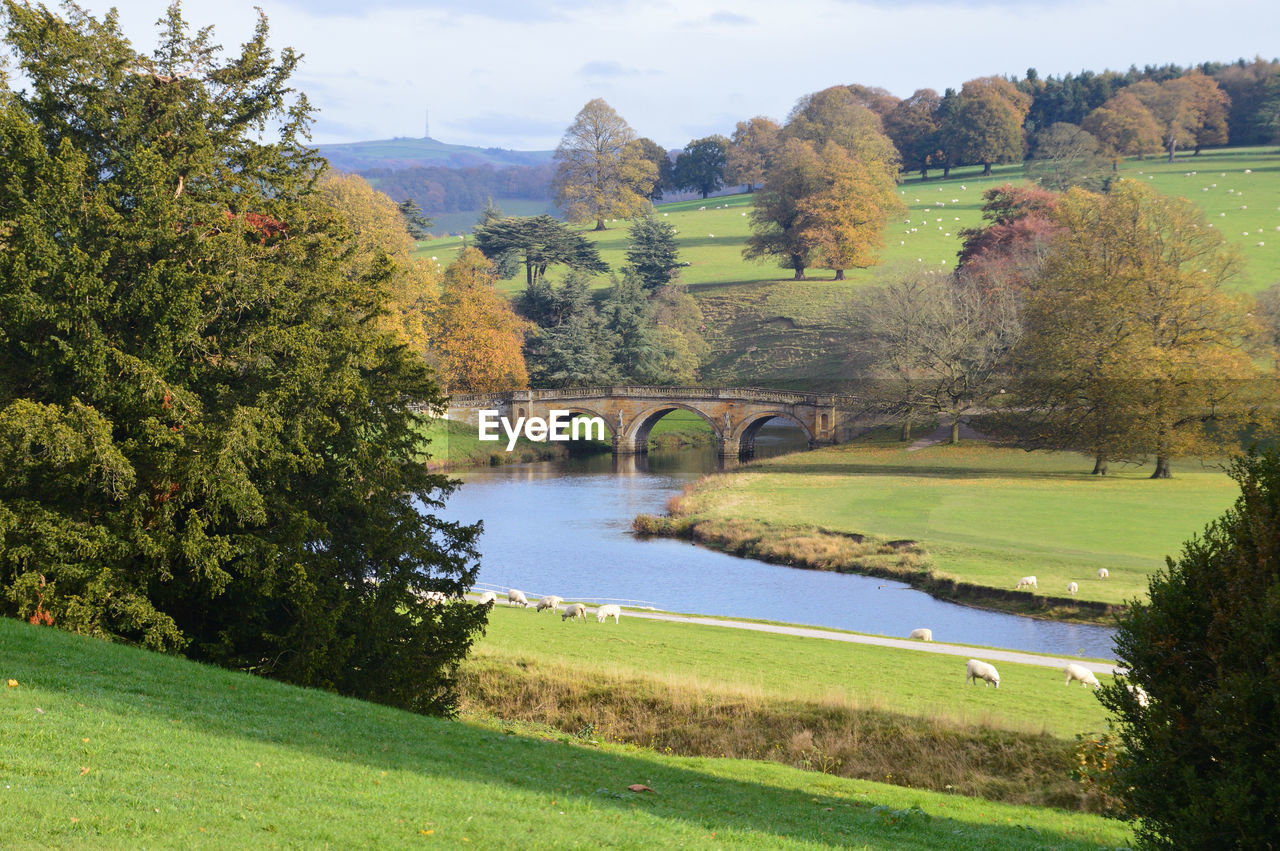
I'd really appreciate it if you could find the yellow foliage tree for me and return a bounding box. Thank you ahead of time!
[795,142,905,279]
[552,98,657,230]
[427,248,531,393]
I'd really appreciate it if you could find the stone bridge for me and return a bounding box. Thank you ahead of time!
[444,386,848,458]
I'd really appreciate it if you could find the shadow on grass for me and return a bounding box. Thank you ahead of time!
[3,619,1116,849]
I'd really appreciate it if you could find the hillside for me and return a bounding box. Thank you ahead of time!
[0,617,1132,848]
[317,135,553,172]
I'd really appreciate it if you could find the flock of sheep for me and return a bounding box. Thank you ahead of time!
[1015,567,1109,596]
[475,588,623,624]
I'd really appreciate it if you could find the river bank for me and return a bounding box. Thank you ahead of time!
[632,439,1237,627]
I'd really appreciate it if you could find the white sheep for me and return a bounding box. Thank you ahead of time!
[1097,568,1109,579]
[535,595,563,613]
[507,588,530,608]
[596,604,621,624]
[561,603,587,622]
[1015,575,1038,590]
[420,590,447,605]
[476,590,497,606]
[966,659,1000,688]
[1063,663,1100,689]
[1128,684,1150,707]
[908,628,933,641]
[1067,581,1078,596]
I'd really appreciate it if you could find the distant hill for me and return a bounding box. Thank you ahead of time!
[316,136,554,172]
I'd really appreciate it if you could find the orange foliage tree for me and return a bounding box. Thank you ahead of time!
[428,249,531,393]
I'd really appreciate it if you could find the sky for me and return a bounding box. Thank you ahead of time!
[24,0,1280,151]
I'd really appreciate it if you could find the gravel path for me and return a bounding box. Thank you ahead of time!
[628,609,1125,676]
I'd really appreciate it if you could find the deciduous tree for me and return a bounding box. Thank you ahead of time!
[883,88,942,179]
[1023,122,1109,191]
[673,134,730,199]
[946,76,1032,176]
[427,248,531,393]
[551,98,656,230]
[725,116,780,192]
[1082,90,1163,165]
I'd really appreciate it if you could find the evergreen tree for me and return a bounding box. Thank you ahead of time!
[602,271,663,381]
[0,4,486,715]
[625,213,683,291]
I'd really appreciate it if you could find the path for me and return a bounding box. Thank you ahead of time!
[906,421,989,452]
[625,609,1124,676]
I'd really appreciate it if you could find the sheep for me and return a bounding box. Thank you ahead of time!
[966,659,1000,688]
[1015,575,1038,590]
[908,628,933,641]
[596,604,621,624]
[1067,581,1078,595]
[1128,684,1150,707]
[535,595,563,613]
[561,603,587,622]
[476,590,497,606]
[420,590,447,605]
[1064,663,1101,689]
[1097,568,1109,579]
[507,588,530,608]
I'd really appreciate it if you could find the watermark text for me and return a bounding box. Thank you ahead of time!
[478,409,607,450]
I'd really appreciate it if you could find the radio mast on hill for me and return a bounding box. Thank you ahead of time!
[424,109,430,140]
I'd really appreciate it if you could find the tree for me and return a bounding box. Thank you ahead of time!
[883,88,942,179]
[427,248,531,393]
[1081,90,1163,165]
[525,299,617,388]
[1256,283,1280,352]
[1131,74,1230,161]
[397,198,433,240]
[0,4,486,714]
[1014,180,1267,477]
[551,98,656,230]
[845,83,900,119]
[601,270,663,381]
[956,183,1061,295]
[1212,58,1280,146]
[1099,449,1280,848]
[743,138,823,279]
[795,141,905,279]
[632,137,674,201]
[648,285,710,385]
[472,214,608,288]
[625,213,683,290]
[947,77,1032,175]
[1183,72,1231,153]
[673,134,730,199]
[1023,122,1109,191]
[725,116,780,192]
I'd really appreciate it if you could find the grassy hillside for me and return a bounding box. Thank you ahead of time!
[661,439,1236,611]
[318,136,552,172]
[1,617,1131,848]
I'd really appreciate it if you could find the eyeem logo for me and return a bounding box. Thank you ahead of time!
[478,409,607,450]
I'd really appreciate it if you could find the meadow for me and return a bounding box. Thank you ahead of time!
[0,616,1132,848]
[661,438,1238,611]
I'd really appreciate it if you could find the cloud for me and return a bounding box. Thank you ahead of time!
[579,60,645,78]
[271,0,594,22]
[708,10,754,25]
[450,112,568,139]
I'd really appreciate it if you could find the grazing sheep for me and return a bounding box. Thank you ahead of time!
[507,588,530,608]
[596,604,621,624]
[1067,582,1078,596]
[1097,568,1109,579]
[1064,663,1101,689]
[966,659,1000,688]
[476,591,497,606]
[1015,575,1038,590]
[420,590,447,605]
[561,603,587,622]
[1128,684,1150,707]
[908,628,933,642]
[535,595,563,613]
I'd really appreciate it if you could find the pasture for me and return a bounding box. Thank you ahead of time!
[0,616,1131,848]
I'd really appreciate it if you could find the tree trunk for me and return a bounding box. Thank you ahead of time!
[943,165,951,178]
[1166,139,1176,163]
[834,269,845,280]
[982,162,992,176]
[1150,456,1172,478]
[595,219,607,231]
[1092,455,1108,476]
[793,268,805,280]
[920,168,928,181]
[900,416,913,442]
[950,419,960,444]
[702,188,710,199]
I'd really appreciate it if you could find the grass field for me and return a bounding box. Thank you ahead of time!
[415,147,1279,388]
[663,440,1237,609]
[1,617,1132,848]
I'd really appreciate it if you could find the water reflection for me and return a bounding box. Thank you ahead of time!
[434,425,1117,658]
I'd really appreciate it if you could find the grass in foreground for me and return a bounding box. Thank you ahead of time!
[661,442,1236,610]
[1,618,1131,848]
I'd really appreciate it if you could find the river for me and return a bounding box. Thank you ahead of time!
[435,426,1118,659]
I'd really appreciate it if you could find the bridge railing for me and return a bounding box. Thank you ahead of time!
[444,386,852,408]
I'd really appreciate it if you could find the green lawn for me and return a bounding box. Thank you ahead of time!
[670,442,1237,608]
[0,617,1131,848]
[472,605,1113,739]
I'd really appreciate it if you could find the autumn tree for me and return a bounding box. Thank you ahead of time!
[0,3,486,714]
[472,214,608,288]
[725,116,780,192]
[743,138,822,279]
[956,183,1061,295]
[883,88,942,179]
[1023,122,1109,191]
[845,83,900,120]
[1082,90,1163,165]
[1012,180,1267,477]
[1131,74,1231,161]
[945,76,1032,175]
[551,98,657,229]
[632,137,675,201]
[673,134,730,199]
[426,249,531,393]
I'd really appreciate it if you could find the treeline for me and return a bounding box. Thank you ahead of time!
[360,162,555,214]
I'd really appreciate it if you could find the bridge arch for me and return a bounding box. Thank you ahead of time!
[731,411,814,457]
[548,405,615,441]
[623,403,722,454]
